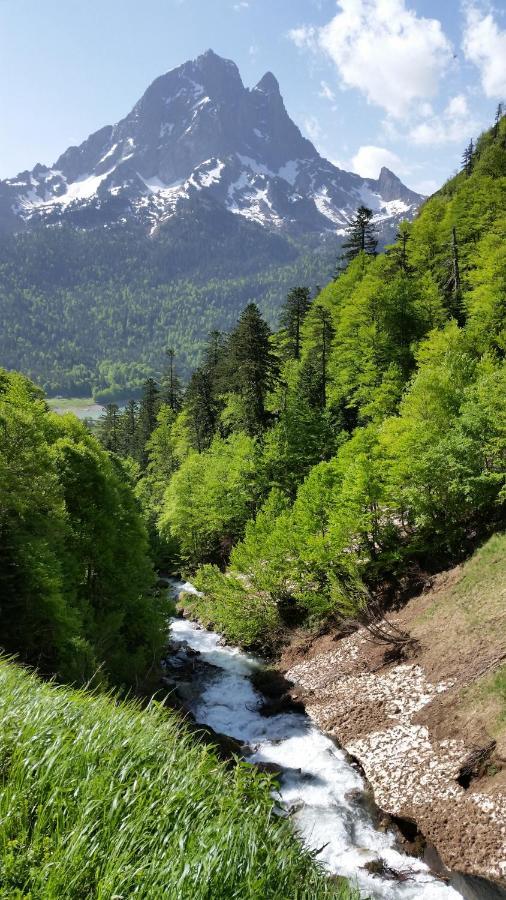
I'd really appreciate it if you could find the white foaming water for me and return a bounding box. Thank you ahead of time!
[169,611,461,900]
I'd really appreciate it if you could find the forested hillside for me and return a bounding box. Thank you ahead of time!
[0,369,167,686]
[0,211,333,398]
[97,112,506,648]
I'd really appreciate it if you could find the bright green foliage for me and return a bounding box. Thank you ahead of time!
[168,114,506,645]
[0,369,165,686]
[158,433,265,567]
[0,658,354,900]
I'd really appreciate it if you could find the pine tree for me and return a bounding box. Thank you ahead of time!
[340,206,378,266]
[387,221,412,275]
[279,286,312,360]
[300,304,334,408]
[138,378,160,465]
[203,330,226,374]
[99,404,120,453]
[462,139,474,176]
[118,399,139,458]
[493,103,504,139]
[226,303,279,435]
[160,347,183,413]
[185,366,219,451]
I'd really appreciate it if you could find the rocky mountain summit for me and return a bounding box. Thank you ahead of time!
[0,50,423,238]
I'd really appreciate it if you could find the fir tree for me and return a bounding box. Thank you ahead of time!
[462,139,474,176]
[300,304,334,408]
[340,206,378,266]
[99,404,120,453]
[138,378,160,465]
[446,226,464,323]
[387,222,412,275]
[118,399,139,459]
[185,366,219,452]
[279,286,312,360]
[160,347,183,413]
[493,102,504,139]
[226,303,279,435]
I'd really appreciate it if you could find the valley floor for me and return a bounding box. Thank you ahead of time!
[280,533,506,887]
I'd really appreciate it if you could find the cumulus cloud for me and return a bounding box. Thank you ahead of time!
[351,144,402,178]
[409,93,476,145]
[462,3,506,98]
[319,80,335,101]
[290,0,453,118]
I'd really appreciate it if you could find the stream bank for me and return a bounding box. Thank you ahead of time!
[278,561,506,895]
[165,580,475,900]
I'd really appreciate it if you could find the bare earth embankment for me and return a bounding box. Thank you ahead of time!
[281,533,506,886]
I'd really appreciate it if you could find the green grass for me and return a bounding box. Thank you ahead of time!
[0,659,356,900]
[46,396,96,409]
[419,532,506,632]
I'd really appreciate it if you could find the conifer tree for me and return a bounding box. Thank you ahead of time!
[387,221,412,275]
[203,330,226,374]
[160,347,183,413]
[446,226,464,323]
[300,304,334,408]
[279,286,312,360]
[99,404,120,453]
[462,139,474,176]
[119,399,139,459]
[340,206,378,266]
[185,366,219,452]
[226,303,278,434]
[493,102,504,139]
[138,378,160,465]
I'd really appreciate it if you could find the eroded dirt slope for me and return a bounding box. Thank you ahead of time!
[282,533,506,884]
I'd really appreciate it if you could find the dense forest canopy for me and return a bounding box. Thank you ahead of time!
[2,112,505,673]
[0,202,337,399]
[93,112,506,649]
[0,370,167,685]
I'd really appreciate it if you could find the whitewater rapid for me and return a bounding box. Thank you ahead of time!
[168,582,462,900]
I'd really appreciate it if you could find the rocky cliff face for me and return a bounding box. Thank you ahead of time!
[0,50,423,238]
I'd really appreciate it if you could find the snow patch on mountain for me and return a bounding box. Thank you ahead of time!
[0,50,424,239]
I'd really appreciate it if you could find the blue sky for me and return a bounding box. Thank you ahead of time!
[1,0,505,191]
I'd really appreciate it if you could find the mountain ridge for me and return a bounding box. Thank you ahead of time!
[0,49,423,239]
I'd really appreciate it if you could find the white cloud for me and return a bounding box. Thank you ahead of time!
[462,3,506,98]
[411,177,439,195]
[319,80,335,101]
[288,25,317,49]
[304,115,324,144]
[409,93,476,144]
[233,0,249,9]
[290,0,453,118]
[351,144,402,178]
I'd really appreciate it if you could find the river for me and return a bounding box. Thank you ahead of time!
[167,580,474,900]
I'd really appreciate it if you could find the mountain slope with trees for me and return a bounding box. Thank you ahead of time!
[0,51,423,398]
[0,369,167,686]
[97,110,506,651]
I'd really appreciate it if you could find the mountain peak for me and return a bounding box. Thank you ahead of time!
[255,71,280,95]
[192,49,242,83]
[373,166,421,204]
[0,52,423,240]
[379,166,399,180]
